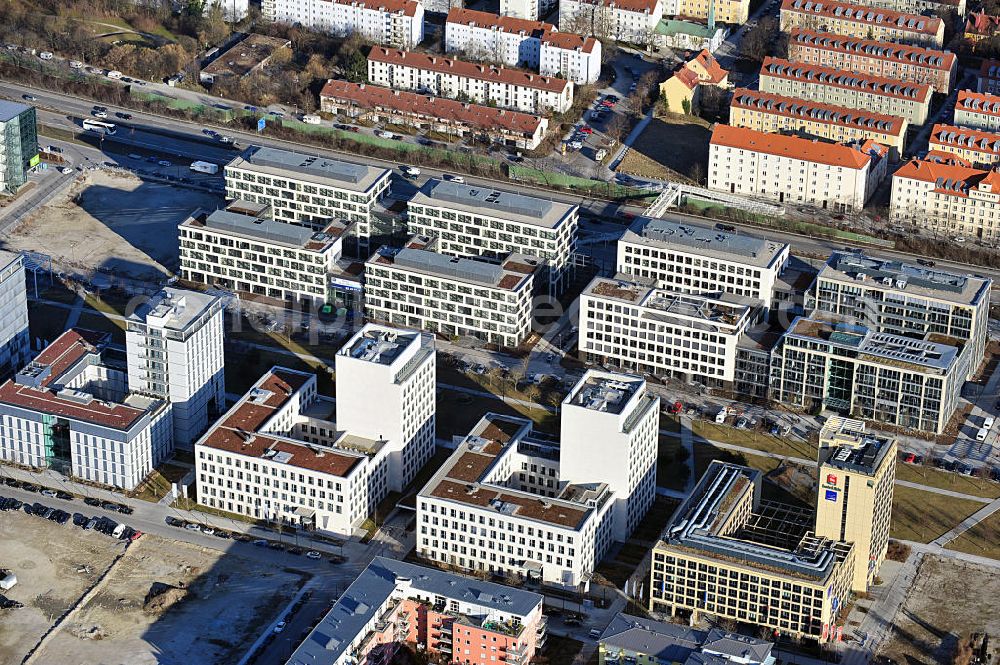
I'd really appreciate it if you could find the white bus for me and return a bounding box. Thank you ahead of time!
[82,119,117,135]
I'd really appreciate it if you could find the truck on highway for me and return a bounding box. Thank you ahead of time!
[189,161,219,175]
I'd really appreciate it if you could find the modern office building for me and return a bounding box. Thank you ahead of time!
[650,461,856,642]
[365,236,539,348]
[954,90,1000,132]
[815,417,896,592]
[579,276,761,386]
[0,251,30,379]
[126,288,226,449]
[708,125,890,212]
[599,614,776,665]
[418,370,658,586]
[406,178,579,296]
[287,557,547,665]
[927,123,1000,168]
[729,88,908,160]
[616,216,790,307]
[223,146,392,251]
[890,158,1000,243]
[779,0,944,47]
[557,0,664,46]
[807,250,992,379]
[786,30,957,94]
[262,0,424,48]
[367,48,574,114]
[0,329,172,490]
[759,58,933,126]
[0,101,38,196]
[769,317,967,434]
[319,80,550,150]
[178,206,356,307]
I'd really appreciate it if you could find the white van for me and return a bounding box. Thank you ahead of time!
[106,70,123,80]
[301,114,321,125]
[983,416,995,430]
[39,51,53,60]
[976,427,990,442]
[715,408,728,424]
[69,60,83,69]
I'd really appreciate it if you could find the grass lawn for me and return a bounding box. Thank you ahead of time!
[132,462,191,502]
[27,300,71,346]
[946,511,1000,560]
[224,346,323,395]
[437,362,565,408]
[76,312,127,344]
[691,420,816,461]
[617,115,711,182]
[693,442,815,508]
[890,485,984,544]
[895,463,1000,500]
[436,389,558,438]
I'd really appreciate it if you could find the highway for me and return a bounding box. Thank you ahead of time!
[3,79,1000,287]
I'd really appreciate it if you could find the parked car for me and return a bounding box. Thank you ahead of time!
[22,94,36,101]
[185,523,202,532]
[306,550,322,560]
[273,621,287,633]
[165,516,183,527]
[84,497,101,507]
[72,513,87,527]
[39,51,53,60]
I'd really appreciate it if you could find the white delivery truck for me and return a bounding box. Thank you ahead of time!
[190,161,219,175]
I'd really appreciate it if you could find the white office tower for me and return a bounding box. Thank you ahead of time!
[559,370,659,541]
[126,288,226,449]
[335,324,436,491]
[0,250,29,378]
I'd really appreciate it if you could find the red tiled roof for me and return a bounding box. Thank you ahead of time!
[332,0,421,17]
[929,123,1000,158]
[956,90,1000,117]
[690,49,727,84]
[731,88,906,135]
[761,57,932,101]
[711,124,875,169]
[787,29,955,71]
[924,150,971,166]
[572,0,659,12]
[368,48,571,93]
[966,12,1000,36]
[446,7,552,36]
[320,80,544,135]
[891,158,1000,197]
[781,0,942,35]
[541,30,598,53]
[669,67,699,91]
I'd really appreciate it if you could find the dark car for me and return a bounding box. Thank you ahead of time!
[214,530,231,539]
[55,491,73,501]
[117,504,133,515]
[268,541,285,551]
[84,497,101,507]
[288,546,304,555]
[41,507,55,519]
[916,258,935,267]
[72,513,88,526]
[115,112,132,120]
[3,478,18,487]
[21,483,39,493]
[165,516,183,527]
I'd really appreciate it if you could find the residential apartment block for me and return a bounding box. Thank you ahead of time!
[367,48,574,114]
[708,124,889,212]
[365,235,539,348]
[769,317,967,434]
[815,417,896,592]
[288,557,547,665]
[126,288,225,450]
[786,30,956,94]
[262,0,424,49]
[557,0,663,46]
[320,80,549,150]
[954,90,1000,132]
[502,0,557,22]
[0,330,172,490]
[808,250,992,378]
[224,146,392,250]
[650,461,856,642]
[0,251,30,379]
[759,58,932,125]
[845,0,964,16]
[579,276,761,385]
[667,0,752,25]
[0,101,37,196]
[178,206,355,307]
[928,123,1000,168]
[779,0,944,47]
[729,88,908,160]
[406,178,579,296]
[599,615,776,665]
[418,370,659,586]
[195,325,435,533]
[978,59,1000,94]
[616,216,790,307]
[445,9,602,84]
[890,158,1000,242]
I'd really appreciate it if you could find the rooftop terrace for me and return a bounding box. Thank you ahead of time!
[819,251,990,304]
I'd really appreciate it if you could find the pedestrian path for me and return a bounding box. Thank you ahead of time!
[931,495,1000,546]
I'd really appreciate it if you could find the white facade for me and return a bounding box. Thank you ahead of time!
[0,251,29,378]
[558,0,662,46]
[263,0,424,49]
[367,48,574,114]
[502,0,558,20]
[206,0,249,21]
[708,125,888,213]
[539,35,601,84]
[0,330,173,491]
[616,217,790,307]
[224,146,392,250]
[406,178,579,296]
[955,90,1000,132]
[126,288,226,450]
[365,238,539,348]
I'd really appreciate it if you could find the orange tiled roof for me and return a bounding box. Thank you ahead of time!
[929,123,1000,157]
[368,48,571,93]
[731,88,906,135]
[924,150,972,166]
[446,8,552,35]
[690,49,727,84]
[787,29,955,71]
[541,30,598,53]
[760,57,932,101]
[781,0,942,35]
[956,90,1000,117]
[891,158,1000,197]
[966,12,1000,36]
[670,67,699,90]
[710,124,875,169]
[573,0,660,12]
[332,0,421,16]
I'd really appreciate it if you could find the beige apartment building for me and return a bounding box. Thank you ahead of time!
[780,0,945,47]
[954,90,1000,132]
[890,158,1000,243]
[927,123,1000,168]
[786,30,956,94]
[759,57,932,125]
[815,417,896,592]
[673,0,751,25]
[848,0,964,17]
[708,124,889,212]
[729,88,908,159]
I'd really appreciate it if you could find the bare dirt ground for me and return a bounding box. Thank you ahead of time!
[0,510,123,664]
[3,169,222,280]
[880,555,1000,665]
[41,535,306,665]
[616,115,710,183]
